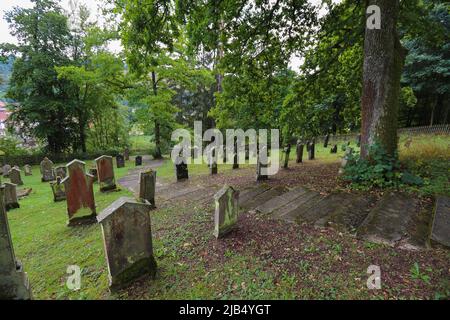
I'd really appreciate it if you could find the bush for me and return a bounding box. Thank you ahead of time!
[342,143,423,190]
[0,136,30,156]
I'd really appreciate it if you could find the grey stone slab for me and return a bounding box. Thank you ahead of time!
[239,185,271,206]
[240,186,287,210]
[255,187,308,215]
[271,191,320,222]
[430,196,450,248]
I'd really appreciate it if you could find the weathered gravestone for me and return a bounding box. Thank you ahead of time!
[209,147,218,175]
[50,176,66,202]
[96,155,117,192]
[175,156,189,181]
[256,146,269,181]
[338,147,354,176]
[0,185,32,300]
[214,185,239,238]
[9,168,23,186]
[4,183,19,211]
[139,170,156,207]
[24,165,32,176]
[40,157,55,182]
[89,167,98,182]
[2,164,11,178]
[116,155,125,168]
[296,141,304,163]
[308,140,315,160]
[283,144,291,169]
[323,134,330,148]
[55,166,67,179]
[97,197,157,290]
[124,147,130,161]
[135,155,142,166]
[61,160,96,226]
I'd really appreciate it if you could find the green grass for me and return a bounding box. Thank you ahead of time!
[129,135,154,154]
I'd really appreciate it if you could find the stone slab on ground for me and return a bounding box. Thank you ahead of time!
[241,186,287,210]
[255,186,308,215]
[430,196,450,248]
[239,185,271,207]
[357,192,419,246]
[270,190,320,222]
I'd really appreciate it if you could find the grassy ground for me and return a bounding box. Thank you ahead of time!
[6,135,450,300]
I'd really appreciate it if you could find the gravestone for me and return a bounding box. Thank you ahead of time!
[61,160,96,226]
[323,134,330,148]
[330,145,338,153]
[338,147,354,176]
[135,156,142,166]
[308,140,315,160]
[2,164,11,178]
[97,197,157,290]
[24,165,32,176]
[50,176,66,202]
[116,155,125,168]
[40,157,55,182]
[209,147,218,175]
[0,185,32,299]
[55,166,67,179]
[89,167,98,182]
[296,141,304,163]
[9,168,23,186]
[4,183,19,211]
[139,170,156,207]
[95,155,117,192]
[214,185,239,238]
[283,144,291,169]
[232,139,239,169]
[124,147,130,161]
[256,146,268,181]
[175,156,189,181]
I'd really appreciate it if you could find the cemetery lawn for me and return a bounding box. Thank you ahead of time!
[7,136,450,300]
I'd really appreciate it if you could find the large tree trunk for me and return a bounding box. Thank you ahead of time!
[360,0,406,158]
[151,71,162,159]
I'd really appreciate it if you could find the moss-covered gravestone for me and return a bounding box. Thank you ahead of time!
[2,164,11,178]
[9,168,23,186]
[95,155,117,192]
[50,176,66,202]
[62,160,96,226]
[296,141,304,163]
[214,185,239,238]
[4,182,19,211]
[24,165,32,176]
[97,197,157,290]
[40,157,55,182]
[139,170,156,207]
[0,185,32,299]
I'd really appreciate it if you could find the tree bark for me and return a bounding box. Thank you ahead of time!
[151,71,162,159]
[360,0,406,158]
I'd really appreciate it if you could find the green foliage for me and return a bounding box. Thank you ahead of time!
[342,143,423,189]
[0,136,29,156]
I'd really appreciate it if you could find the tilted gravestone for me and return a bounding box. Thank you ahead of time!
[175,156,188,181]
[308,140,315,160]
[139,170,156,207]
[296,141,304,163]
[9,168,23,186]
[97,197,157,290]
[124,147,130,161]
[323,134,330,148]
[256,146,269,181]
[40,157,55,182]
[50,176,66,202]
[55,166,67,179]
[283,144,291,169]
[214,185,239,238]
[24,165,32,176]
[0,185,32,300]
[209,147,218,175]
[116,155,125,168]
[330,144,338,154]
[2,164,11,178]
[135,155,142,166]
[61,160,96,226]
[4,183,19,211]
[95,155,117,192]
